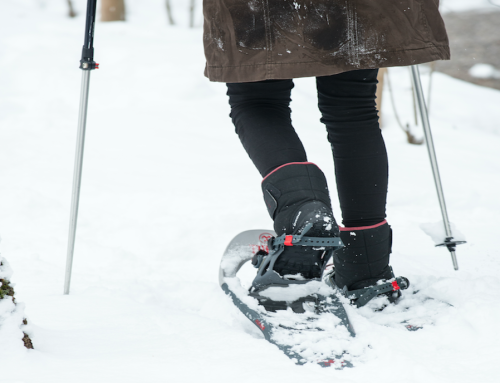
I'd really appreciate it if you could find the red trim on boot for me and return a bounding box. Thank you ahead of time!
[339,220,387,231]
[262,162,319,182]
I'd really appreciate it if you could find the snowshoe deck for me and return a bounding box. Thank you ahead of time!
[219,230,355,367]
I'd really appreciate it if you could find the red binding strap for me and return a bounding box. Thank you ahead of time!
[284,235,294,246]
[392,281,401,291]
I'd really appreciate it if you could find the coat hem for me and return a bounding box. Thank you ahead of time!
[205,45,450,83]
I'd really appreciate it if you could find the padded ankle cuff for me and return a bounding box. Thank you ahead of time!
[334,222,393,290]
[262,162,331,220]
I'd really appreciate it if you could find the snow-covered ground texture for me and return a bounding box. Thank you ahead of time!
[0,255,29,352]
[1,0,500,382]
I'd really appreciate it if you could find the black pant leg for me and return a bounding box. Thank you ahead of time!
[227,80,307,177]
[316,69,388,227]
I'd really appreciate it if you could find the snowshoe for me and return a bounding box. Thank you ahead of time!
[219,228,354,368]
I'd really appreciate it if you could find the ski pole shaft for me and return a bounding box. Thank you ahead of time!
[64,0,98,295]
[64,70,90,294]
[410,65,459,270]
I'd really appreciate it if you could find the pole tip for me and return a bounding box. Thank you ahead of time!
[451,251,459,271]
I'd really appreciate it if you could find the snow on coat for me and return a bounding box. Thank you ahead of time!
[203,0,450,82]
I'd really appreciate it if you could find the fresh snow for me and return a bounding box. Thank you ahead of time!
[469,63,500,79]
[1,0,500,382]
[420,221,467,246]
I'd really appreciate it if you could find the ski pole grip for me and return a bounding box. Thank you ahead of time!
[80,0,98,70]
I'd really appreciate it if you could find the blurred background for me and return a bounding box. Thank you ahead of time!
[437,0,500,90]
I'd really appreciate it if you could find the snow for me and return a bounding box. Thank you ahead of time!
[469,63,500,79]
[0,254,14,281]
[258,281,334,302]
[420,221,466,245]
[1,0,500,382]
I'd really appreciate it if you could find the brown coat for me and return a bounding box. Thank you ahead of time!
[203,0,449,83]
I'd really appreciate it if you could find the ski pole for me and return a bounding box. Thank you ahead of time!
[409,65,465,271]
[64,0,99,294]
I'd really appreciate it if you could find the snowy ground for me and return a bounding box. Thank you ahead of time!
[1,1,500,382]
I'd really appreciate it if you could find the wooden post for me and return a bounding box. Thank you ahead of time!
[376,68,387,128]
[101,0,126,22]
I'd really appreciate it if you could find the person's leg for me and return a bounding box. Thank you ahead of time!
[317,70,395,291]
[227,79,307,177]
[317,69,387,228]
[227,80,339,280]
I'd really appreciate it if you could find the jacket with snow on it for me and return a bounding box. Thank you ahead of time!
[202,0,450,83]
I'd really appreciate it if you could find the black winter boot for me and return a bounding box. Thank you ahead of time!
[261,162,340,279]
[331,221,409,307]
[334,221,394,290]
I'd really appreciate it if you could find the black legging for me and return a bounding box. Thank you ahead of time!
[227,69,387,227]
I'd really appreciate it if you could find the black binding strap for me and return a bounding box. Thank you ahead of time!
[269,222,344,249]
[272,234,343,247]
[341,277,410,308]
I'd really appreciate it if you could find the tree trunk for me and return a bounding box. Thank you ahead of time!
[376,68,387,128]
[67,0,76,18]
[101,0,126,22]
[166,0,175,25]
[189,0,195,28]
